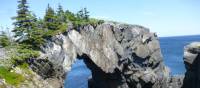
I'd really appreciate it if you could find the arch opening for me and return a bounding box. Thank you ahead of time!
[64,59,91,88]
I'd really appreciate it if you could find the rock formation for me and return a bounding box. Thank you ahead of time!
[182,42,200,88]
[40,22,170,88]
[0,49,57,88]
[1,22,191,88]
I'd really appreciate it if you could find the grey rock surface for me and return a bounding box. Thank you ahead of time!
[182,42,200,88]
[40,22,171,88]
[0,22,190,88]
[1,22,189,88]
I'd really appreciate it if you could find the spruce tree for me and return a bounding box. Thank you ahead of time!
[43,4,67,38]
[12,0,44,49]
[57,4,66,23]
[83,8,89,20]
[44,4,58,30]
[65,10,76,21]
[0,31,10,47]
[12,0,32,42]
[77,9,84,19]
[77,8,89,20]
[27,13,45,49]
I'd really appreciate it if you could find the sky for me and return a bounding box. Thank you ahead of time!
[0,0,200,37]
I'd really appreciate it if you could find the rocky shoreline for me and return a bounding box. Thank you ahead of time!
[0,22,200,88]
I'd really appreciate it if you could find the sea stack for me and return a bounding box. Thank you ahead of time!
[182,42,200,88]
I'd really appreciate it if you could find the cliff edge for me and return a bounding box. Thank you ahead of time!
[182,42,200,88]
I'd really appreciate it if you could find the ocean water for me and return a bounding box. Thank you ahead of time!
[64,59,91,88]
[65,35,200,88]
[159,35,200,75]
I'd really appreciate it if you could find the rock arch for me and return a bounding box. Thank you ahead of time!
[39,23,169,88]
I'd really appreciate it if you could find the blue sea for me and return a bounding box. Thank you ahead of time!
[65,35,200,88]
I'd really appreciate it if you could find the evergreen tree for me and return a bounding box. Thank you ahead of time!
[37,18,45,29]
[57,4,66,23]
[65,10,76,21]
[43,4,67,38]
[83,8,89,20]
[44,4,58,30]
[77,9,84,19]
[77,8,89,20]
[26,13,45,49]
[12,0,32,42]
[0,31,11,47]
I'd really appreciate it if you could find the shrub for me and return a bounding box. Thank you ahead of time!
[88,18,104,27]
[10,45,40,66]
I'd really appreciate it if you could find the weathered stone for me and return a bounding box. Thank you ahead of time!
[1,22,189,88]
[40,22,170,88]
[182,42,200,88]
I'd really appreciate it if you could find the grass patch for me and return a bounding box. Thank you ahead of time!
[0,66,25,86]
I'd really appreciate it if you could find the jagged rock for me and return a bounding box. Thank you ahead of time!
[40,22,170,88]
[167,76,184,88]
[182,42,200,88]
[1,22,190,88]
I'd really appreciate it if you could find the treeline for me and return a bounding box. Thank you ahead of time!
[0,0,104,49]
[0,0,104,75]
[0,0,104,85]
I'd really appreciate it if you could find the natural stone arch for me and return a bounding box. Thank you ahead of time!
[38,23,170,88]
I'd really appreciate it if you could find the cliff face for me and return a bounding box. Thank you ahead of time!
[182,42,200,88]
[1,22,189,88]
[40,22,170,88]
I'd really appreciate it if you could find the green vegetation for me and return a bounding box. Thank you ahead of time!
[12,0,33,42]
[11,0,44,49]
[11,0,104,49]
[44,4,60,31]
[57,4,66,23]
[0,0,105,86]
[18,62,29,69]
[1,0,105,66]
[0,32,11,47]
[0,43,36,86]
[11,47,39,66]
[0,66,25,86]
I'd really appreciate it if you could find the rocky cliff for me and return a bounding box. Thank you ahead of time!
[39,22,171,88]
[182,42,200,88]
[1,22,190,88]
